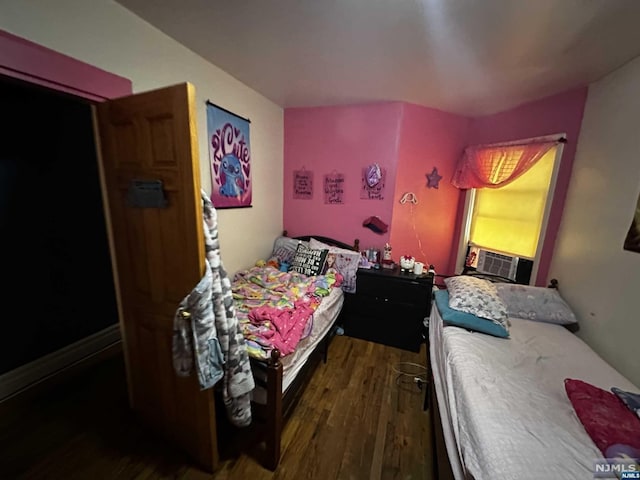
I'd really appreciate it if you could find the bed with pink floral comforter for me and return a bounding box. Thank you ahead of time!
[232,265,341,360]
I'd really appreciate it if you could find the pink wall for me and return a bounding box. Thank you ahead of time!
[465,87,589,285]
[390,103,469,274]
[0,29,132,100]
[283,90,587,282]
[284,103,403,248]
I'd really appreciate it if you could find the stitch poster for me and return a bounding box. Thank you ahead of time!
[207,102,252,208]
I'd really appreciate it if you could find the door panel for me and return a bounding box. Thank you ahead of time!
[95,82,217,472]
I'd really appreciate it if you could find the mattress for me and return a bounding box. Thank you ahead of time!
[429,303,639,480]
[252,286,343,404]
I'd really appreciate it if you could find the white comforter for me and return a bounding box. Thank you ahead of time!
[430,308,639,480]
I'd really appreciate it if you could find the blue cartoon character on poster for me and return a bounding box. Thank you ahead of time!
[207,103,252,208]
[219,153,244,197]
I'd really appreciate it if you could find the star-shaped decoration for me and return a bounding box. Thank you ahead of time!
[426,167,442,189]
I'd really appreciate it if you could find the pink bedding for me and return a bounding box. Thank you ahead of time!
[232,265,341,360]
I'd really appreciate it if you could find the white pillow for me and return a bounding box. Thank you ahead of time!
[444,275,508,326]
[495,284,577,325]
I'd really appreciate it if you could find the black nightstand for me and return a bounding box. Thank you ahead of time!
[341,266,433,352]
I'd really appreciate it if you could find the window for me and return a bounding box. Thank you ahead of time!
[469,146,556,258]
[456,142,563,281]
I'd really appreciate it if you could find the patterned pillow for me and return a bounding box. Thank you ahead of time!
[434,290,509,338]
[271,236,309,264]
[496,284,577,325]
[309,238,360,293]
[289,243,328,276]
[444,275,508,325]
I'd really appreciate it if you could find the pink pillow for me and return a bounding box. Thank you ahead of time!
[564,378,640,455]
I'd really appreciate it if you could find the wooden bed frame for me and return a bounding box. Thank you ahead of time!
[218,233,360,471]
[427,277,563,479]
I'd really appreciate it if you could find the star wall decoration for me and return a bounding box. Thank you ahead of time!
[426,167,442,189]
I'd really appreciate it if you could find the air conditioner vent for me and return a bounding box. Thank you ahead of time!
[476,249,518,280]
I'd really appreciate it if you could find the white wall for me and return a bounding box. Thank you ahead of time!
[0,0,283,274]
[551,56,640,387]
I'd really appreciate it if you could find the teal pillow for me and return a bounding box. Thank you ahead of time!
[434,290,509,338]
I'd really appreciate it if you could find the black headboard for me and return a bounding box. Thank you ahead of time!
[283,231,360,252]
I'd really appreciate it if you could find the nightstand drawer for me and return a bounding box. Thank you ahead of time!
[348,297,426,319]
[357,273,429,305]
[342,268,433,352]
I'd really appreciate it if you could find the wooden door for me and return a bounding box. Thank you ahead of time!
[94,83,217,472]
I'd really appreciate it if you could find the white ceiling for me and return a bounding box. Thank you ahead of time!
[116,0,640,116]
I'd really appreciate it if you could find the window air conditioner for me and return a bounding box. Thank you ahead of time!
[465,246,534,284]
[477,249,518,280]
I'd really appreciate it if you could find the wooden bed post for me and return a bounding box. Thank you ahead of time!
[265,348,283,470]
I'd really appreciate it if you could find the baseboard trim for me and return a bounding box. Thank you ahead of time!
[0,324,121,401]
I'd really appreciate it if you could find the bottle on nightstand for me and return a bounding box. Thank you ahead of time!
[382,242,395,269]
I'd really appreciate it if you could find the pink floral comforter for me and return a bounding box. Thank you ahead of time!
[232,266,341,360]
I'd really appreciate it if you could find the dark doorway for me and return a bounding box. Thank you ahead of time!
[0,76,118,375]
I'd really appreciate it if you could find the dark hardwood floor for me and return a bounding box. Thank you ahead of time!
[0,336,432,479]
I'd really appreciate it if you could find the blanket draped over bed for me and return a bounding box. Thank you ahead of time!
[172,193,255,428]
[232,266,341,361]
